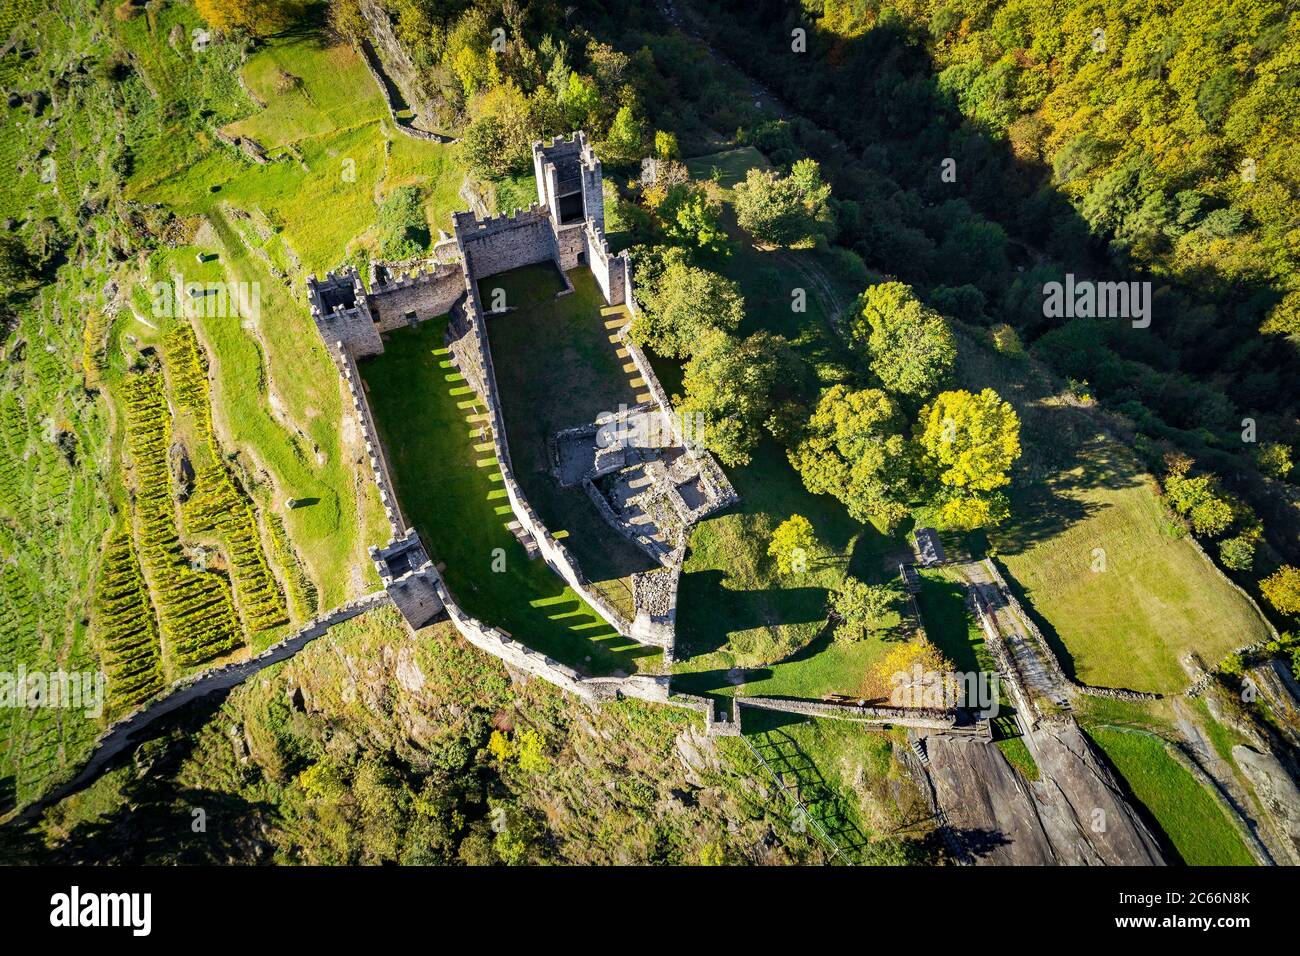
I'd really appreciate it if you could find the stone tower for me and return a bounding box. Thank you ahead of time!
[532,131,604,232]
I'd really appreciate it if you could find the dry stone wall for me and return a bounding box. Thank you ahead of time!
[358,0,445,138]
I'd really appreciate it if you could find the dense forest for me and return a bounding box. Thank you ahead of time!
[682,0,1300,558]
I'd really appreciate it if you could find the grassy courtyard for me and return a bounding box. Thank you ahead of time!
[482,264,660,617]
[360,317,660,676]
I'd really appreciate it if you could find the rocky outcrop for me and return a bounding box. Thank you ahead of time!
[926,720,1166,865]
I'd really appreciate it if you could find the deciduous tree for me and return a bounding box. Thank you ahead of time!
[831,578,901,643]
[768,515,817,575]
[790,385,911,530]
[849,282,956,399]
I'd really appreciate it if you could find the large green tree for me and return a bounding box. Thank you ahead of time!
[915,388,1021,530]
[1163,456,1238,537]
[630,248,744,358]
[733,159,832,248]
[830,578,901,643]
[679,331,784,467]
[849,282,956,399]
[767,515,817,575]
[790,385,911,530]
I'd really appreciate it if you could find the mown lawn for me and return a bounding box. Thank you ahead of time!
[954,331,1274,695]
[483,264,659,617]
[361,317,660,676]
[1086,726,1255,866]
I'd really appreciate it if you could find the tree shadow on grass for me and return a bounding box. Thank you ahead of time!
[675,569,828,657]
[916,575,982,674]
[993,432,1146,559]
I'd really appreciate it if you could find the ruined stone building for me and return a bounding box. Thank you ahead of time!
[306,132,735,706]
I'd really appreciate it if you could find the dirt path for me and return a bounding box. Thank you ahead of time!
[950,559,1072,710]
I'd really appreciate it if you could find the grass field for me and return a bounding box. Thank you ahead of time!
[952,331,1273,694]
[360,317,660,676]
[915,570,991,674]
[134,34,463,276]
[1086,726,1255,865]
[483,264,658,617]
[125,32,465,608]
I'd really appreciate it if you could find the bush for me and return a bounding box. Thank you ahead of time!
[376,187,430,261]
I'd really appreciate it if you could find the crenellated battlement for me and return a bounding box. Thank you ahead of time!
[451,204,550,243]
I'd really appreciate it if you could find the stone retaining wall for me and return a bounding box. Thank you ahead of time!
[984,558,1162,702]
[337,344,405,537]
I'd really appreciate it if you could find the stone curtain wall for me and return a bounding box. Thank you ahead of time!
[19,591,392,820]
[738,695,960,730]
[454,207,557,280]
[425,559,672,704]
[337,344,406,537]
[451,275,644,643]
[369,263,464,331]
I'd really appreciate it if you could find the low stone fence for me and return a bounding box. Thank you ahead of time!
[737,695,959,730]
[355,32,451,143]
[983,558,1162,703]
[337,344,406,537]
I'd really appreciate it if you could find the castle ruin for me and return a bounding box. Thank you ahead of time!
[306,132,737,721]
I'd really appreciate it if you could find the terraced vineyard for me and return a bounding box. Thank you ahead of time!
[122,371,242,669]
[92,533,165,715]
[164,324,288,635]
